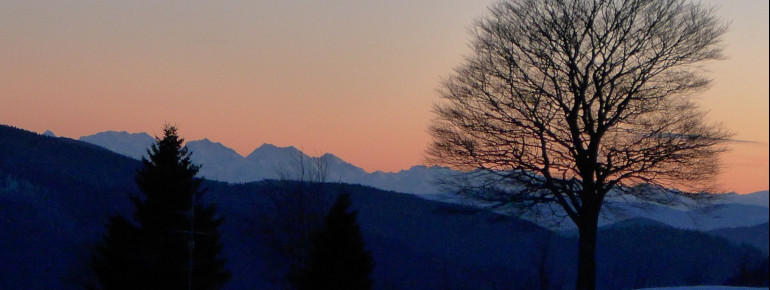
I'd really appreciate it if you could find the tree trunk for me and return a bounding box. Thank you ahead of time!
[575,214,599,290]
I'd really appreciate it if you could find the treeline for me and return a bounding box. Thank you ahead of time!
[88,126,373,289]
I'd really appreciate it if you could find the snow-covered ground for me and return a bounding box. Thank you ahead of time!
[639,286,768,290]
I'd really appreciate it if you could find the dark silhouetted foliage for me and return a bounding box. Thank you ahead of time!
[91,125,229,289]
[292,193,374,290]
[726,256,770,287]
[427,0,729,288]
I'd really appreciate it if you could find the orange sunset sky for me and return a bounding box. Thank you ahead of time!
[1,0,767,194]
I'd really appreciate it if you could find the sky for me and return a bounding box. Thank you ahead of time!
[1,0,767,194]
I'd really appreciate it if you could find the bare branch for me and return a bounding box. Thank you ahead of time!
[428,0,729,215]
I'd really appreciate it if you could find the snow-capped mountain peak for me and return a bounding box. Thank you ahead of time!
[246,143,304,160]
[716,190,769,208]
[42,130,56,137]
[186,138,243,161]
[79,131,155,160]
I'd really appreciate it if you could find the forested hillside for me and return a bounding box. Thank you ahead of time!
[1,124,766,289]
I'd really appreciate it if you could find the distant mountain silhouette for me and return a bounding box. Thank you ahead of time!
[716,190,770,207]
[597,201,769,232]
[79,131,453,194]
[76,129,769,232]
[79,131,155,160]
[0,123,765,289]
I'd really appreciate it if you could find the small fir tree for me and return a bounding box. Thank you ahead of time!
[91,125,230,289]
[293,192,374,290]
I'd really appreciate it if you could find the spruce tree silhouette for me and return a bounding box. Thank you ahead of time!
[293,193,374,290]
[91,125,230,290]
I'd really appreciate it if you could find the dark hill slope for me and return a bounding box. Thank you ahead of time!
[708,222,770,255]
[595,220,763,289]
[206,180,763,289]
[0,124,762,289]
[0,125,139,191]
[204,180,552,289]
[0,125,142,288]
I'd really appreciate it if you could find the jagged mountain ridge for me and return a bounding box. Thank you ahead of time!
[75,130,770,206]
[76,129,770,232]
[78,131,155,160]
[78,130,452,194]
[76,130,770,204]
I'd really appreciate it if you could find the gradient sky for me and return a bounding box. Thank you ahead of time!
[1,0,767,194]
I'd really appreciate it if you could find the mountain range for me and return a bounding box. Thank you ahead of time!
[77,130,453,195]
[74,130,769,232]
[0,124,768,289]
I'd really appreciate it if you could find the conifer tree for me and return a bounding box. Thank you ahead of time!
[293,193,374,290]
[91,125,230,289]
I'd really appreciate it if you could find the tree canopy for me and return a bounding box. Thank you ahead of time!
[428,0,729,289]
[92,125,230,289]
[292,193,374,290]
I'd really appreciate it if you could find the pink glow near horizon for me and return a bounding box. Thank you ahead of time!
[0,0,767,194]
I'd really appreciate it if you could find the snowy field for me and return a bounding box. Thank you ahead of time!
[639,286,768,290]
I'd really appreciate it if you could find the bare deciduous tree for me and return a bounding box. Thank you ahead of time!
[261,150,335,287]
[427,0,730,289]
